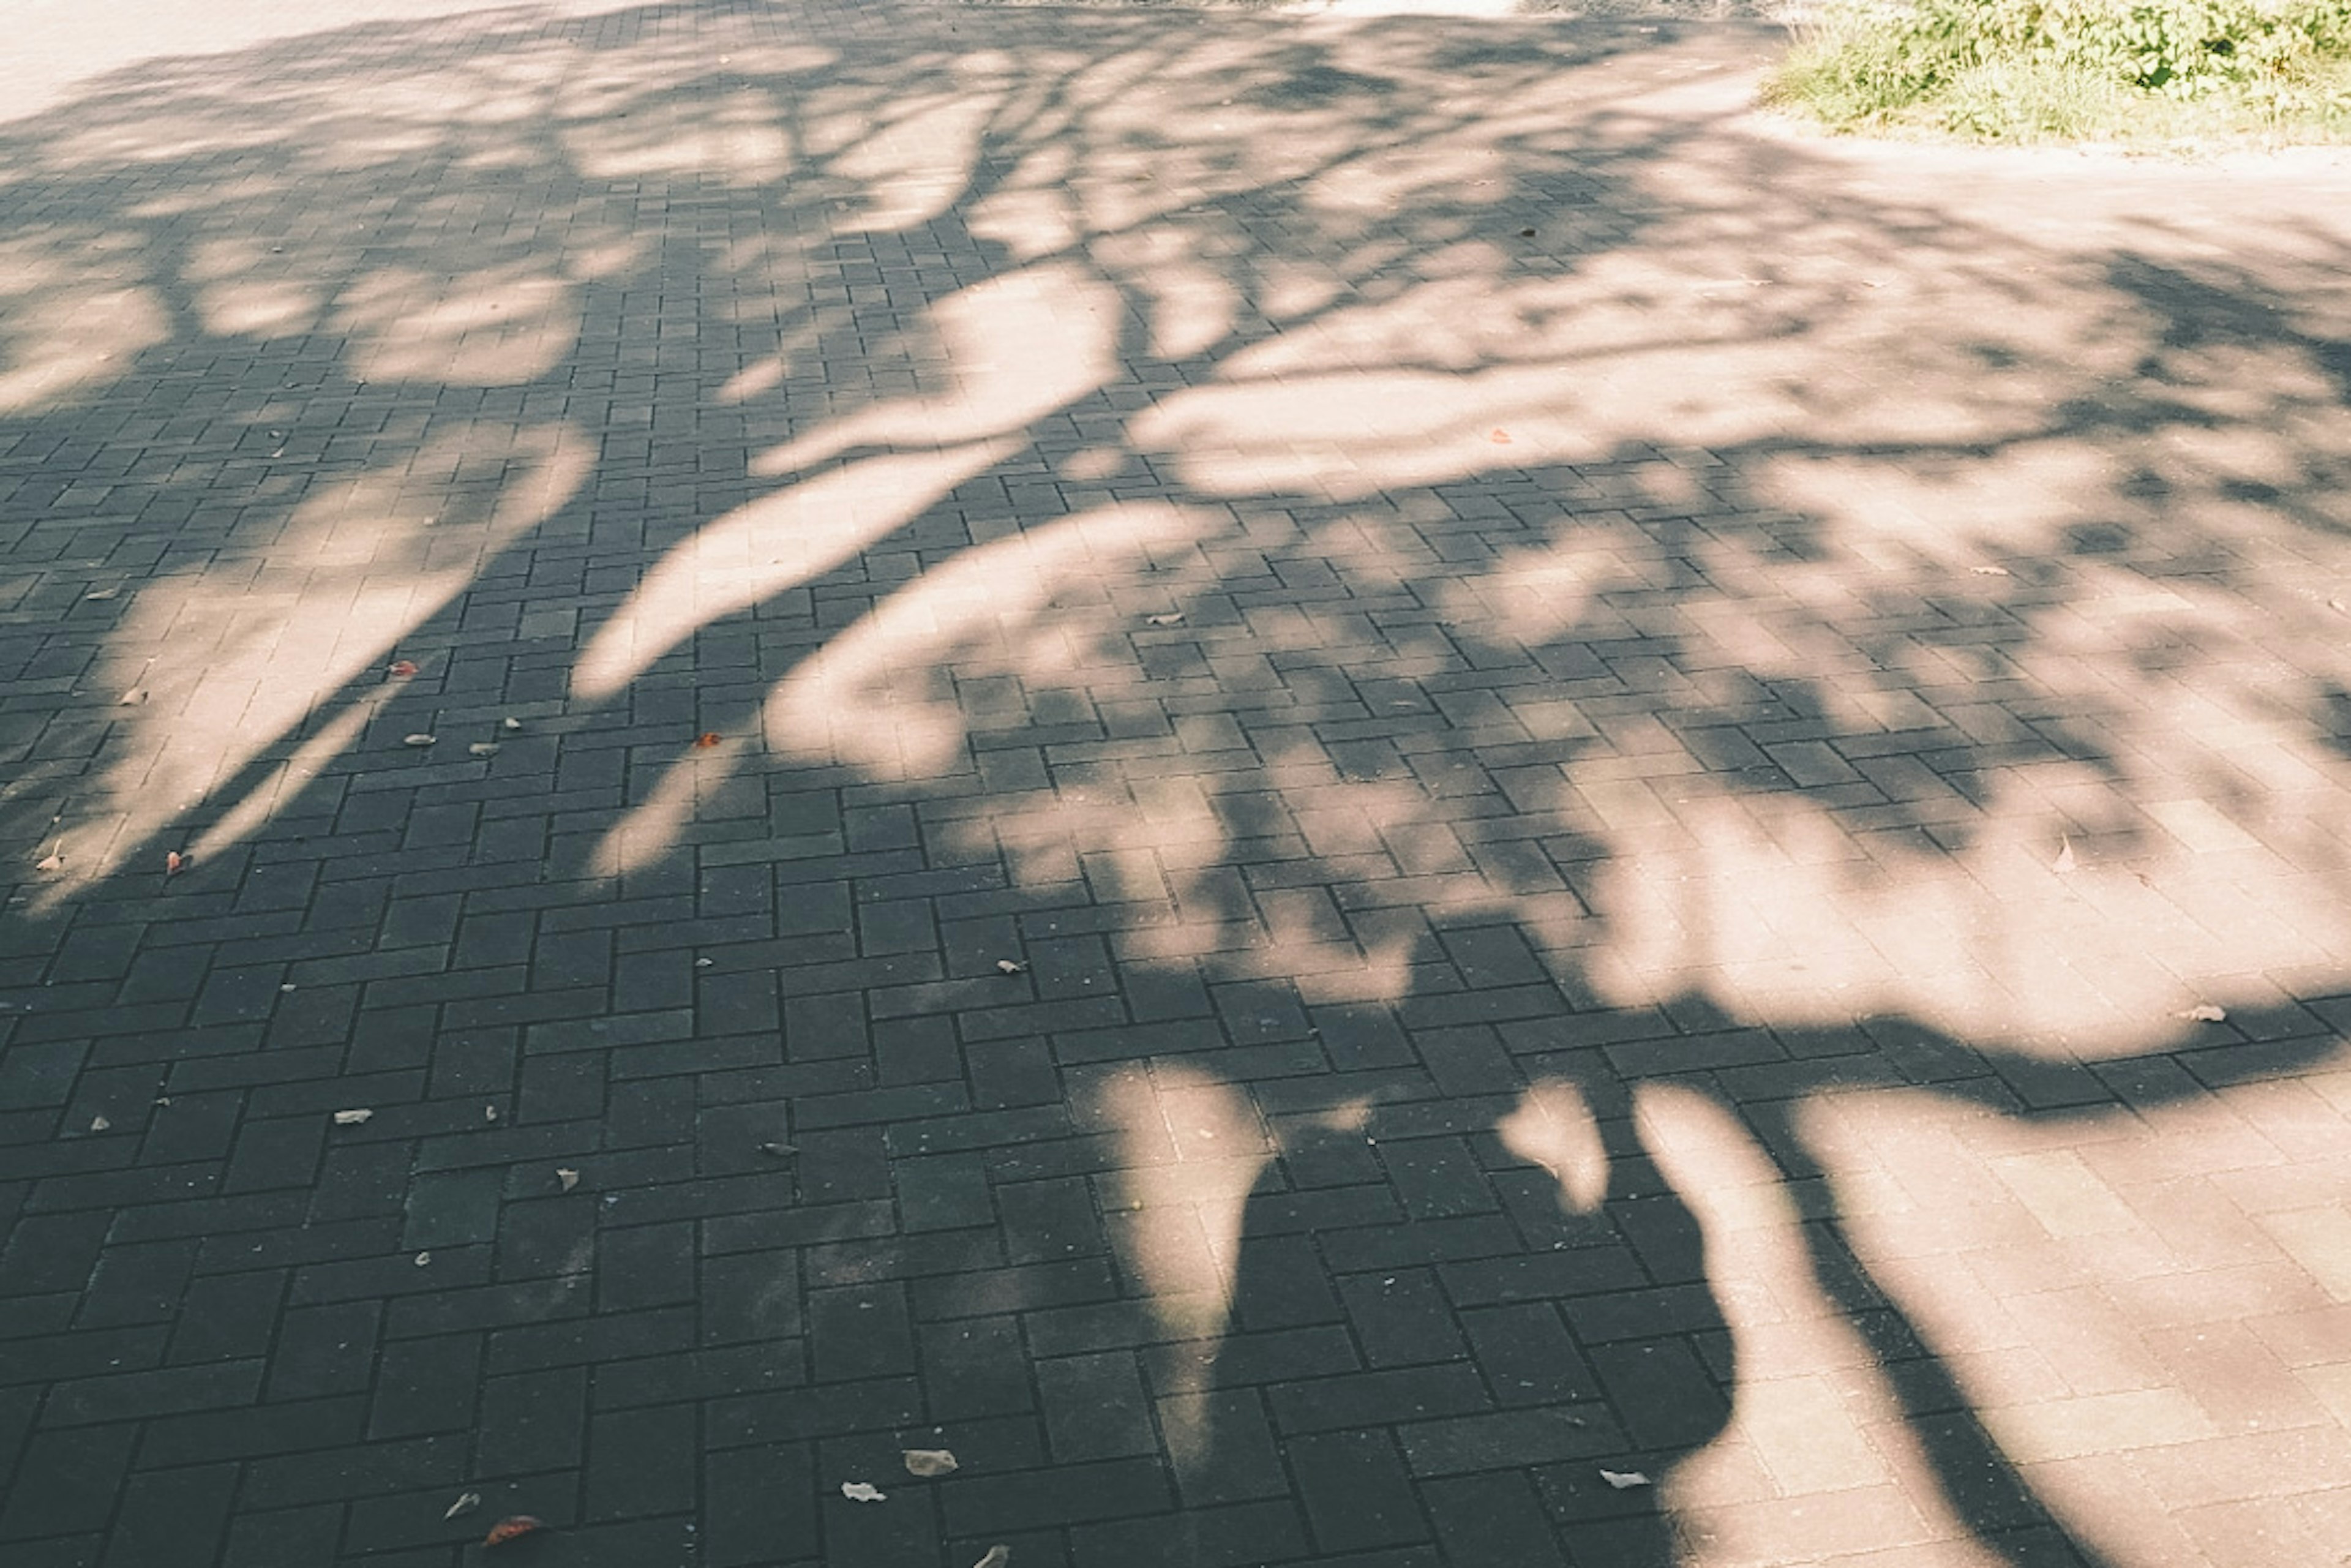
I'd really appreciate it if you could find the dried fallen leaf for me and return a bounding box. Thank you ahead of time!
[485,1105,498,1122]
[1970,565,2011,577]
[484,1515,546,1547]
[1144,613,1184,627]
[501,716,524,732]
[1599,1468,1652,1490]
[332,1108,373,1125]
[444,1491,482,1520]
[118,689,146,705]
[84,587,119,601]
[2052,838,2078,874]
[388,659,419,678]
[902,1449,959,1477]
[468,743,500,759]
[165,850,187,875]
[1488,429,1512,444]
[414,1251,432,1266]
[89,1114,111,1133]
[556,1168,580,1193]
[841,1481,887,1503]
[759,1141,798,1158]
[36,852,62,873]
[972,1548,1011,1568]
[695,732,722,748]
[2180,1003,2227,1023]
[995,959,1026,975]
[403,733,437,748]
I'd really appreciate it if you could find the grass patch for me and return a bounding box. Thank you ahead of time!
[1766,0,2351,144]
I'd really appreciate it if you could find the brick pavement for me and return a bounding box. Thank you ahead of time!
[4,2,2351,1565]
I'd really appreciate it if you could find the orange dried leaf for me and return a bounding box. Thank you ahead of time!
[484,1515,546,1547]
[695,732,722,749]
[1488,429,1512,445]
[165,850,187,875]
[388,659,419,678]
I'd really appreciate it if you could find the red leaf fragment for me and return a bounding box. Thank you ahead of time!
[165,850,187,876]
[484,1515,547,1547]
[1488,429,1512,445]
[695,732,722,749]
[388,659,419,678]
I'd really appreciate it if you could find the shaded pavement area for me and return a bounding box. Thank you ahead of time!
[5,1,2351,1564]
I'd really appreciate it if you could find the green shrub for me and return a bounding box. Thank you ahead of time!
[1768,0,2351,141]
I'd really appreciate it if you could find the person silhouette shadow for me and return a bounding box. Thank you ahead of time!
[1152,1056,1726,1567]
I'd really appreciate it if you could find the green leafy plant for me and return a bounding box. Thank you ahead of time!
[1768,0,2351,142]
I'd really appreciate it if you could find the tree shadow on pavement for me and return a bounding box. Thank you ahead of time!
[3,4,2351,1567]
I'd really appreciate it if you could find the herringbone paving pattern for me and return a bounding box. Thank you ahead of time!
[4,3,2351,1566]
